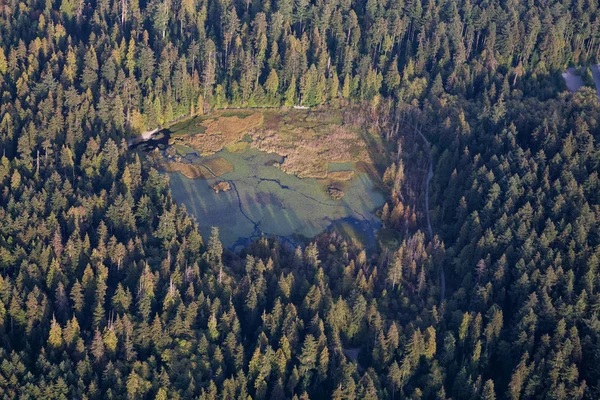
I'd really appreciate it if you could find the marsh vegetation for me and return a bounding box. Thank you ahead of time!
[170,109,375,178]
[143,109,387,249]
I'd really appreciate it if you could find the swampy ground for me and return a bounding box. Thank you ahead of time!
[145,108,387,250]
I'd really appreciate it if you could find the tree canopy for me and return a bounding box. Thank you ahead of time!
[1,0,600,397]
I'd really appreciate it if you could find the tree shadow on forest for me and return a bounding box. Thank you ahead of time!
[356,127,392,192]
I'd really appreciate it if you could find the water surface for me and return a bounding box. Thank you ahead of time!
[167,148,385,250]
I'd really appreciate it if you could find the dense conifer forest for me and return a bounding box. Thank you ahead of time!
[1,0,600,398]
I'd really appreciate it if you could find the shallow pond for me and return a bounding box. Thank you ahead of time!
[166,148,386,250]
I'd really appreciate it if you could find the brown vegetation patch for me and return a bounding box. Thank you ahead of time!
[251,123,370,178]
[202,157,234,176]
[163,162,211,179]
[175,109,374,180]
[263,112,282,130]
[327,186,345,200]
[183,112,264,155]
[161,157,233,180]
[211,181,232,193]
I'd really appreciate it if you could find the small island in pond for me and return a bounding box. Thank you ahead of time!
[211,181,231,193]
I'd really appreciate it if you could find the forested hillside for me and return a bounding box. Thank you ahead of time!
[1,0,600,398]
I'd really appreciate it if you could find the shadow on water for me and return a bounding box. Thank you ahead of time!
[129,129,172,151]
[327,216,381,250]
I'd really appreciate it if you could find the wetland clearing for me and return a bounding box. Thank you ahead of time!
[138,108,387,250]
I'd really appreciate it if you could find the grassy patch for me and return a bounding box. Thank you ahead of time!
[328,170,355,181]
[163,162,212,179]
[173,143,197,156]
[225,142,250,153]
[356,161,382,184]
[161,157,233,179]
[169,116,212,137]
[331,221,364,245]
[183,112,264,155]
[166,109,377,183]
[170,122,207,137]
[220,110,255,119]
[202,157,234,176]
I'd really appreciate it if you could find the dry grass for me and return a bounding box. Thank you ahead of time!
[327,186,345,200]
[184,112,264,155]
[328,170,355,181]
[224,142,250,153]
[211,181,232,193]
[161,157,233,179]
[176,109,373,180]
[263,111,282,130]
[250,122,370,178]
[203,157,234,176]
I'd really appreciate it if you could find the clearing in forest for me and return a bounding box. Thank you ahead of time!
[148,108,386,249]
